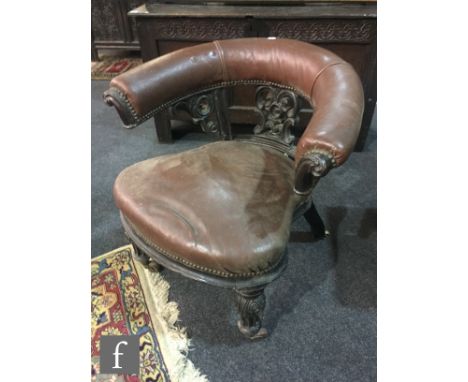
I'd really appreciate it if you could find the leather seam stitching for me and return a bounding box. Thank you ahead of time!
[213,40,228,82]
[309,61,346,99]
[305,61,349,164]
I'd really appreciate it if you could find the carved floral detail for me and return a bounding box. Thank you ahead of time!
[254,86,298,144]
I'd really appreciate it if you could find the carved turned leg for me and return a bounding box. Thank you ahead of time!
[131,242,163,272]
[234,285,268,340]
[304,202,329,240]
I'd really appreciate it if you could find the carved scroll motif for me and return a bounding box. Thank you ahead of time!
[174,93,219,134]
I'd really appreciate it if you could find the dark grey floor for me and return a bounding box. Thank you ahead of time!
[92,80,376,382]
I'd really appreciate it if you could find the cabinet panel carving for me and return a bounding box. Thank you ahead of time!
[92,0,121,41]
[266,19,375,43]
[92,0,141,48]
[146,19,252,40]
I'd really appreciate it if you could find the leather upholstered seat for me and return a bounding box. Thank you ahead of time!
[114,141,302,278]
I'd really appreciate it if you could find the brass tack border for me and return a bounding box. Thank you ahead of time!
[110,80,312,127]
[125,217,283,279]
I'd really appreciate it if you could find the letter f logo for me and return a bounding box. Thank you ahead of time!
[100,336,139,374]
[113,340,128,369]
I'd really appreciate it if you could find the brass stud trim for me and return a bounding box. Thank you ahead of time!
[125,218,283,279]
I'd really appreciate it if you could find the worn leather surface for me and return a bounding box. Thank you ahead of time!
[109,38,364,165]
[114,141,302,277]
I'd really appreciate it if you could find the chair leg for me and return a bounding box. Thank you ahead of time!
[154,113,173,143]
[234,285,268,340]
[130,242,163,272]
[304,202,328,240]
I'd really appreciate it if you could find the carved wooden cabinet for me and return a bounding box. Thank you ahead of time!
[91,0,143,59]
[129,1,376,150]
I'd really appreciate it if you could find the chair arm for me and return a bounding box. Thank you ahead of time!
[103,38,364,167]
[293,61,364,193]
[103,41,225,128]
[103,87,140,128]
[294,151,334,195]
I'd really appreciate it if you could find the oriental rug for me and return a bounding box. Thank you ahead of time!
[91,245,207,382]
[91,57,143,80]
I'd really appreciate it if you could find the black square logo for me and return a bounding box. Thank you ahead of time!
[100,335,139,375]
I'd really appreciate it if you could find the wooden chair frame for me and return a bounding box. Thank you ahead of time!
[109,84,332,339]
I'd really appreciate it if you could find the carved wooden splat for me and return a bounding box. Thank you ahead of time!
[254,86,299,145]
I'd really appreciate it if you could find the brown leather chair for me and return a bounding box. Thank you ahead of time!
[104,38,364,340]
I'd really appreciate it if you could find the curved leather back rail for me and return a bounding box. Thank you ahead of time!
[104,38,364,166]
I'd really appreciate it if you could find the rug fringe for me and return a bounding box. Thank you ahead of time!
[135,254,208,382]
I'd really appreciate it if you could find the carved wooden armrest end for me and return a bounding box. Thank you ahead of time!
[294,151,334,195]
[103,87,138,129]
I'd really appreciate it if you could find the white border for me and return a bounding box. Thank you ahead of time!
[378,1,468,381]
[2,1,90,380]
[2,0,468,380]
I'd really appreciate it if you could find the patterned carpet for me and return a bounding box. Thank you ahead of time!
[91,245,207,382]
[91,57,142,80]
